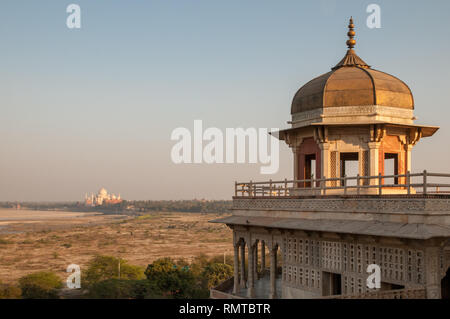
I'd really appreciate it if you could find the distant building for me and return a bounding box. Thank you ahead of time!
[84,188,122,206]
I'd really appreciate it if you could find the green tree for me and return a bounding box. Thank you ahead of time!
[201,263,233,289]
[84,255,145,286]
[18,272,62,299]
[189,253,211,277]
[144,258,204,298]
[87,279,160,299]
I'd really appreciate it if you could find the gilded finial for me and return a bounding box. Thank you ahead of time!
[346,17,356,49]
[332,17,370,70]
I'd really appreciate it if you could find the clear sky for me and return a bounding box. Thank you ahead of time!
[1,0,450,201]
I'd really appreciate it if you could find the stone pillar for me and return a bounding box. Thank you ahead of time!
[233,243,239,294]
[261,241,266,275]
[406,144,413,173]
[425,246,442,299]
[274,250,278,278]
[240,243,246,288]
[368,142,381,186]
[319,142,330,187]
[248,244,255,298]
[269,247,277,299]
[254,241,258,279]
[293,146,299,182]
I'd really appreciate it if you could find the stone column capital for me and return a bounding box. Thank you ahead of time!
[319,142,330,150]
[368,142,381,149]
[233,231,244,247]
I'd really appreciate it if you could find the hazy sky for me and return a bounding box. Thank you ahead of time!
[1,0,450,201]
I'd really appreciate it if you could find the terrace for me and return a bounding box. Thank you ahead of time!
[234,171,450,197]
[210,277,427,299]
[224,170,450,243]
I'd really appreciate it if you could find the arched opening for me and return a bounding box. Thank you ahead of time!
[304,154,316,187]
[322,272,342,296]
[441,267,450,299]
[340,152,359,186]
[384,153,399,184]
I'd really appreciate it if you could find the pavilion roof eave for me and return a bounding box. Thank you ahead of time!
[309,121,439,138]
[272,121,439,140]
[210,215,450,240]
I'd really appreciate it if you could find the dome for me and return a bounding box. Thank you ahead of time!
[99,188,107,196]
[291,20,414,115]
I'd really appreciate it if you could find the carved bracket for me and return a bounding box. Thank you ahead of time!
[314,126,328,144]
[408,128,423,146]
[370,124,385,142]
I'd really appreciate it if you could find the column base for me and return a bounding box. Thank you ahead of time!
[426,285,441,299]
[233,284,239,295]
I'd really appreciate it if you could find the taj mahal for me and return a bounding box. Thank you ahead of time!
[84,188,122,206]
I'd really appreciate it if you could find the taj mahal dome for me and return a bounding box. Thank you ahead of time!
[84,187,122,206]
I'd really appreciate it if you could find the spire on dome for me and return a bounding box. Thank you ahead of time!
[332,17,370,70]
[346,17,356,49]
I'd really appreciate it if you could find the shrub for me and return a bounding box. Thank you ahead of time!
[86,255,233,299]
[144,258,205,298]
[0,280,22,299]
[0,238,12,245]
[84,255,145,286]
[201,263,233,289]
[18,272,62,299]
[189,253,211,277]
[87,279,160,299]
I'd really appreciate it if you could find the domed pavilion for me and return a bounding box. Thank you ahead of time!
[279,17,438,194]
[211,18,450,300]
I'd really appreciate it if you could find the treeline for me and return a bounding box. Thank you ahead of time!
[0,254,234,299]
[0,200,232,214]
[0,201,80,210]
[107,200,232,214]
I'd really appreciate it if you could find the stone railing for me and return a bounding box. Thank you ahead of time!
[318,287,427,299]
[235,171,450,197]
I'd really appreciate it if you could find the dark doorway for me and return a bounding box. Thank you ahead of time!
[384,153,399,184]
[304,154,316,187]
[340,152,359,186]
[322,272,342,296]
[442,267,450,299]
[380,282,404,290]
